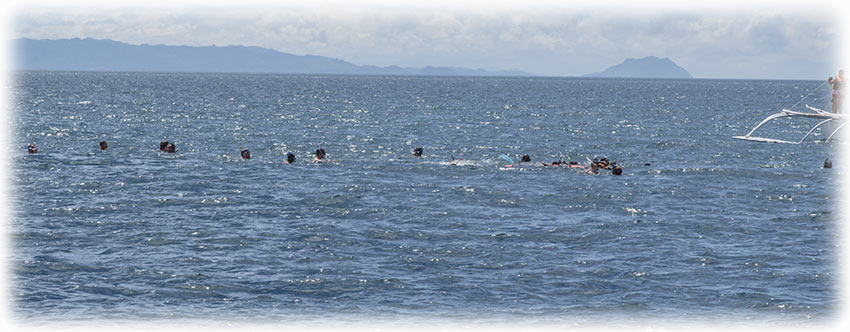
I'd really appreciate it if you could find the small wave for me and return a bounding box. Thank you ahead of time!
[758,163,796,168]
[649,167,730,174]
[622,207,649,216]
[427,160,481,167]
[457,186,476,193]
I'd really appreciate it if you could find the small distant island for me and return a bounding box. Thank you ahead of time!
[12,38,530,77]
[583,56,693,79]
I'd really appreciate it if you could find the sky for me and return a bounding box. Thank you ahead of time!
[5,0,847,79]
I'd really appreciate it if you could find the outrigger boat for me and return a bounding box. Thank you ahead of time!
[733,105,846,144]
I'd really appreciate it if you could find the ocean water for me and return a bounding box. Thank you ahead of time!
[10,72,840,325]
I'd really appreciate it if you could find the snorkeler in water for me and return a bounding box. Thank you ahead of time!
[567,161,585,169]
[314,148,327,162]
[541,157,566,167]
[518,154,531,166]
[586,161,600,174]
[612,165,623,175]
[595,157,614,170]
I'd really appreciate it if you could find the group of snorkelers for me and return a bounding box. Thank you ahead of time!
[28,141,620,174]
[25,140,330,164]
[28,141,834,174]
[411,146,623,175]
[204,143,328,163]
[238,146,326,163]
[536,154,622,175]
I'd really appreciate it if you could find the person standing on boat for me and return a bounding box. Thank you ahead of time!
[829,76,837,112]
[835,69,844,114]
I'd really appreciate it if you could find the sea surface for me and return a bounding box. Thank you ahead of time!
[9,72,841,326]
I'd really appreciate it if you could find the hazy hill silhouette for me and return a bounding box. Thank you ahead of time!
[584,56,693,79]
[14,38,529,76]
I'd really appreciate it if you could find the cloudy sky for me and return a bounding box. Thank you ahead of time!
[7,0,847,79]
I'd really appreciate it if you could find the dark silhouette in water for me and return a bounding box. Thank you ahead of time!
[27,144,38,154]
[241,148,251,159]
[824,158,832,168]
[163,143,176,153]
[160,141,169,151]
[286,152,296,164]
[99,141,108,150]
[612,166,623,175]
[413,147,423,157]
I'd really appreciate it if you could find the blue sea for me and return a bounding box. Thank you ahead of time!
[9,72,841,326]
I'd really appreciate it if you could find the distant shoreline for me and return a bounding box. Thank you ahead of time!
[11,38,530,78]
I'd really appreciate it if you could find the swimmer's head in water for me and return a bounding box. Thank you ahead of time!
[413,147,423,157]
[241,148,251,159]
[27,144,38,154]
[160,141,169,151]
[316,148,326,160]
[521,154,531,162]
[164,143,176,153]
[100,141,108,150]
[287,152,296,164]
[612,166,623,175]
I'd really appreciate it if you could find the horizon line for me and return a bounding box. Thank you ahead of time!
[11,68,829,82]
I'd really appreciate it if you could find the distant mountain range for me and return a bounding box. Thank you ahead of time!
[13,38,694,79]
[584,56,693,79]
[12,38,529,76]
